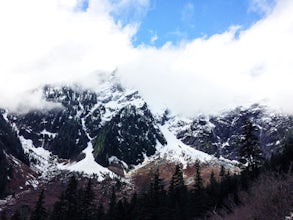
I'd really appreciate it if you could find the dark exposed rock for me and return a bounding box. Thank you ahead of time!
[169,104,293,160]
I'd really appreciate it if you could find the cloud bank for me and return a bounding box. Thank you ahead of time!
[0,0,293,116]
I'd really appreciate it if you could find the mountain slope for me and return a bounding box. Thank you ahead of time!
[0,74,292,204]
[166,104,293,161]
[1,75,169,178]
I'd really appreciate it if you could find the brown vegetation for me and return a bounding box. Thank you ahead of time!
[212,172,293,220]
[129,159,236,192]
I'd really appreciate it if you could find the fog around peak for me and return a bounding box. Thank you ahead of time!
[1,0,293,116]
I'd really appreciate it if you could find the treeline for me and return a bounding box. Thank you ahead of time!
[3,162,254,220]
[3,149,293,220]
[3,123,293,220]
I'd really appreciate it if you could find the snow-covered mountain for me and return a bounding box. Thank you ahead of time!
[165,104,293,161]
[0,73,292,202]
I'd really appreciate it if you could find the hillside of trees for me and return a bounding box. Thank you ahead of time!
[1,121,293,220]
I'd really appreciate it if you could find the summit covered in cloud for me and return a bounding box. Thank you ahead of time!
[0,0,293,115]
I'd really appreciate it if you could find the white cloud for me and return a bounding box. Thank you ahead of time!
[249,0,276,15]
[0,0,293,116]
[119,0,293,115]
[107,0,150,24]
[0,0,136,111]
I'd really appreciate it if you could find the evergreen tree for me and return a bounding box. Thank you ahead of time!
[193,161,203,191]
[219,165,225,180]
[30,189,47,220]
[143,168,168,220]
[150,168,165,206]
[95,204,104,220]
[169,165,186,197]
[127,192,139,220]
[50,193,67,220]
[191,161,208,218]
[11,210,21,220]
[109,186,116,211]
[50,175,79,220]
[239,120,263,173]
[168,165,188,219]
[106,186,117,220]
[80,179,95,220]
[114,200,126,220]
[206,171,220,209]
[64,175,79,220]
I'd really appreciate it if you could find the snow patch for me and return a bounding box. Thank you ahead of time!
[108,156,129,169]
[19,136,60,179]
[58,143,115,181]
[58,113,116,181]
[40,129,57,138]
[156,125,214,168]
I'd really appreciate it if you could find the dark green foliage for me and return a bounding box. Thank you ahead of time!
[168,165,187,201]
[50,175,79,220]
[206,170,220,208]
[191,161,207,217]
[93,105,166,166]
[50,193,67,220]
[168,165,188,219]
[239,119,264,173]
[79,179,96,220]
[149,169,166,205]
[105,188,129,220]
[136,169,168,220]
[193,161,203,192]
[30,189,47,220]
[50,176,97,220]
[219,165,225,179]
[13,159,288,220]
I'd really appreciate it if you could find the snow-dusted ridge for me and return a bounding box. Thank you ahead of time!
[2,74,289,186]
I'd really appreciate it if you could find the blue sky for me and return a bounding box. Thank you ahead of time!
[109,0,274,47]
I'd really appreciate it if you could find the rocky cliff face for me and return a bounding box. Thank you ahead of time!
[1,75,167,171]
[167,104,293,161]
